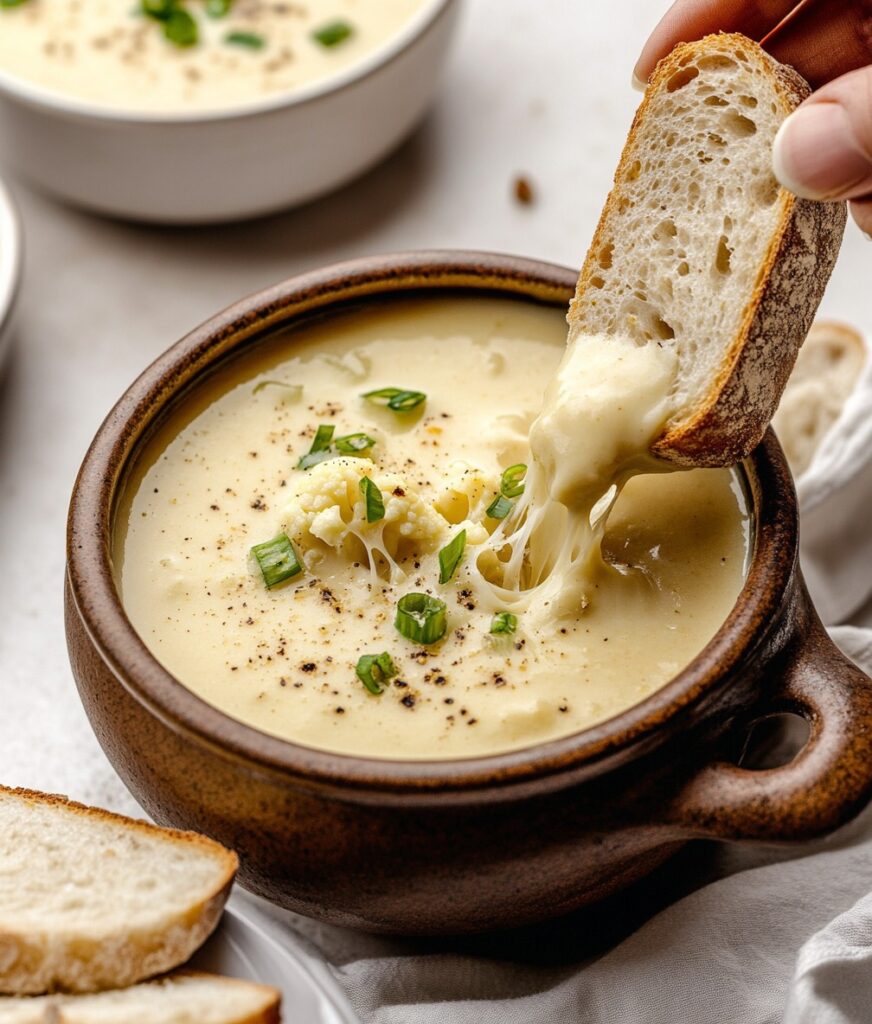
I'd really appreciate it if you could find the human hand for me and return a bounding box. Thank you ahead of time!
[633,1,872,236]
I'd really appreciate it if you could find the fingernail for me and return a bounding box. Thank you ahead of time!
[773,103,872,200]
[631,71,646,92]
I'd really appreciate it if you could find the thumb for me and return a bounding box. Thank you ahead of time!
[773,65,872,204]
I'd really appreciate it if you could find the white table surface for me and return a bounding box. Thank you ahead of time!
[0,0,869,815]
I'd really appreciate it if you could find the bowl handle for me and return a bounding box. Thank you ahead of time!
[667,599,872,842]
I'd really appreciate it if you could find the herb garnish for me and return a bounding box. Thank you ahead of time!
[490,612,518,635]
[312,19,354,47]
[141,0,199,47]
[486,494,513,520]
[141,0,243,47]
[355,652,397,695]
[438,530,466,585]
[362,387,426,414]
[500,463,527,499]
[485,465,528,520]
[334,432,376,454]
[297,424,335,470]
[251,534,303,589]
[359,476,385,523]
[395,593,447,645]
[225,30,266,49]
[297,426,375,469]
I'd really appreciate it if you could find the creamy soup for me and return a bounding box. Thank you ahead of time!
[116,297,750,759]
[0,1,426,113]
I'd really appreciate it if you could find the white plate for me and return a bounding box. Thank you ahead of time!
[190,892,360,1024]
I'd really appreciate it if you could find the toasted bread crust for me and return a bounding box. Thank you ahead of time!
[0,787,238,996]
[569,33,847,468]
[0,971,282,1024]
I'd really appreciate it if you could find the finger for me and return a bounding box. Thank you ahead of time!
[773,66,872,200]
[765,0,872,87]
[633,0,797,85]
[849,196,872,238]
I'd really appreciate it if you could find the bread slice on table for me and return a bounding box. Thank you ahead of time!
[0,787,238,995]
[773,320,866,476]
[569,32,847,467]
[0,971,281,1024]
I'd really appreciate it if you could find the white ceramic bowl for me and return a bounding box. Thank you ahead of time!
[0,176,21,369]
[0,0,460,224]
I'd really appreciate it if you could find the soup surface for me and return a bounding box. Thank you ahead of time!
[116,297,750,759]
[0,1,425,113]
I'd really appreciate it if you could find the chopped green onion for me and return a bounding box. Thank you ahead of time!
[205,0,232,15]
[140,0,198,46]
[310,424,335,450]
[0,0,30,7]
[355,652,397,695]
[438,529,466,585]
[312,19,354,47]
[395,593,447,645]
[298,424,335,470]
[141,0,175,18]
[251,534,303,589]
[335,432,376,455]
[225,30,265,49]
[500,463,527,499]
[359,476,385,523]
[486,494,513,519]
[165,7,198,45]
[490,612,518,635]
[252,380,303,400]
[362,387,427,413]
[297,451,333,470]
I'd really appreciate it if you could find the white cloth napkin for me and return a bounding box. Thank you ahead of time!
[798,354,872,626]
[284,370,872,1024]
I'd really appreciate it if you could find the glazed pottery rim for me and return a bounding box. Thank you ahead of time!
[0,0,453,126]
[0,175,21,343]
[66,250,797,797]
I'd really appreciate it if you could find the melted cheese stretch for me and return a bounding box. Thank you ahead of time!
[0,1,425,113]
[116,297,750,760]
[471,331,678,621]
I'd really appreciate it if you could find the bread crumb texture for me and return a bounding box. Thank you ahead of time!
[570,33,846,467]
[0,788,237,995]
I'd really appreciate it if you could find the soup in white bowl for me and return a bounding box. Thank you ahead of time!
[0,0,427,113]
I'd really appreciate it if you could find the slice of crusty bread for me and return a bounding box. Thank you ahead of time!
[0,787,238,995]
[773,320,866,475]
[0,972,280,1024]
[569,33,847,467]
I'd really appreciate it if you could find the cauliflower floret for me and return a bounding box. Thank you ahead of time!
[433,462,501,524]
[281,458,450,581]
[309,505,346,547]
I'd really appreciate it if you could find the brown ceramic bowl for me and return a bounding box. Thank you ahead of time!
[66,252,872,936]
